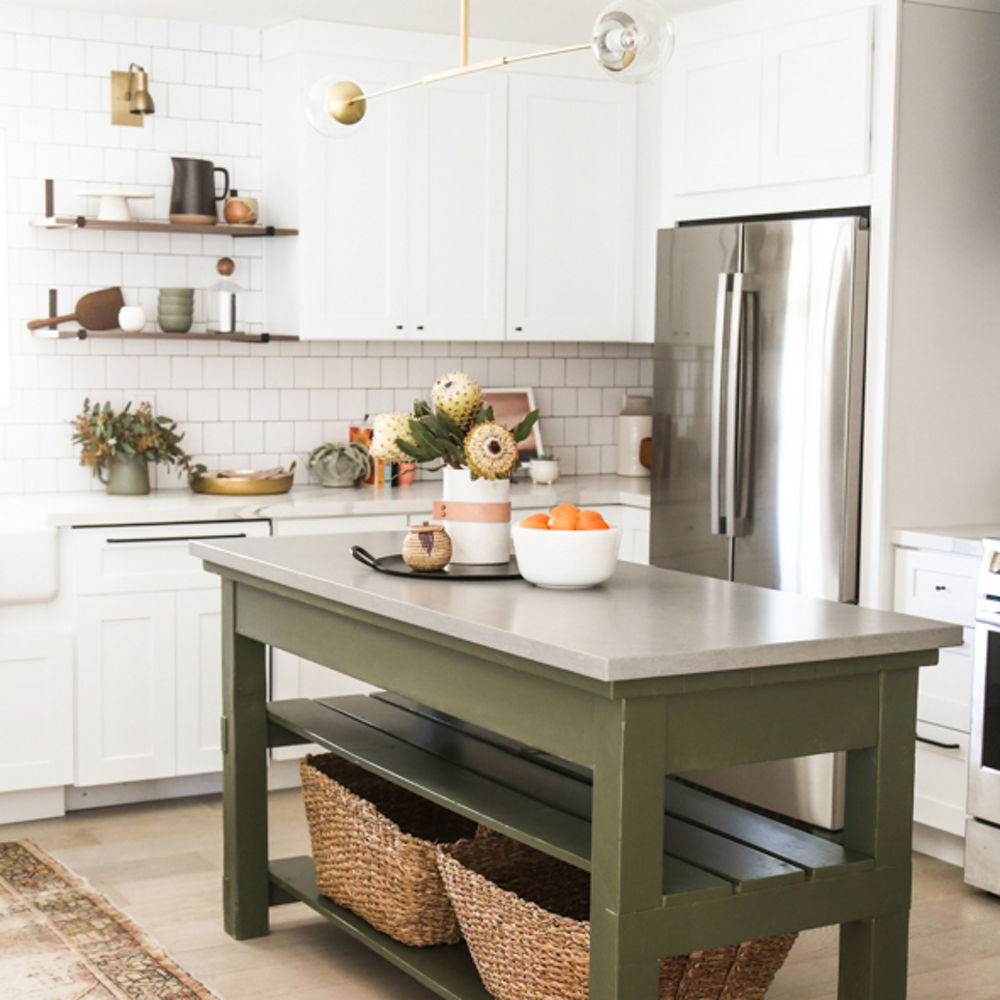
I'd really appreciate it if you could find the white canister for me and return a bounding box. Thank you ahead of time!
[616,394,652,478]
[117,305,146,333]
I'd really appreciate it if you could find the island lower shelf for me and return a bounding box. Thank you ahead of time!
[269,855,491,1000]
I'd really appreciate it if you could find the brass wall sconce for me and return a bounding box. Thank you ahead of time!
[111,63,155,127]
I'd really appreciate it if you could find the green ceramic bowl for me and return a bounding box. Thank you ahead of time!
[158,315,193,333]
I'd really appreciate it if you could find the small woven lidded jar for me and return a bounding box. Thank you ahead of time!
[402,522,452,571]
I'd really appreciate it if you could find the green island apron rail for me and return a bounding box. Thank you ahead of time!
[192,531,961,1000]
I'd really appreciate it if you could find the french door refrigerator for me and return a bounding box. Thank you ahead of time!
[650,212,869,830]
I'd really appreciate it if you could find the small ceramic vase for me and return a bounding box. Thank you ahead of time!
[528,458,560,485]
[402,522,452,571]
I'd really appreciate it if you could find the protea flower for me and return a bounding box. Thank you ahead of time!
[464,421,518,479]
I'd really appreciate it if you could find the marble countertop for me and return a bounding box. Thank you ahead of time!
[891,524,1000,558]
[0,475,650,529]
[192,530,961,684]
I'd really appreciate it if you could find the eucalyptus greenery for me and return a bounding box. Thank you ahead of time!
[397,399,538,472]
[71,398,205,480]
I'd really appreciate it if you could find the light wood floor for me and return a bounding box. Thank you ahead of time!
[2,789,999,1000]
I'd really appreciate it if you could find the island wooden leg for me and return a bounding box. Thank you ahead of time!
[589,697,666,999]
[221,578,270,940]
[838,668,919,999]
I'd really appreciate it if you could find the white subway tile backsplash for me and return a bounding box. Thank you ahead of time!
[105,356,138,388]
[102,14,136,44]
[15,33,48,71]
[201,24,233,54]
[249,388,279,421]
[168,19,200,51]
[189,389,220,421]
[233,420,263,453]
[184,49,215,87]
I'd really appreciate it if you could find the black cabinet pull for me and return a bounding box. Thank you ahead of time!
[934,584,947,592]
[395,324,404,330]
[916,733,961,751]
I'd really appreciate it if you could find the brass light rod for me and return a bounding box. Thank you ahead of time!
[347,42,591,106]
[460,0,469,66]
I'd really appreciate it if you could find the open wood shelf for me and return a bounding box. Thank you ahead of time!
[31,216,297,237]
[31,328,298,343]
[269,856,491,1000]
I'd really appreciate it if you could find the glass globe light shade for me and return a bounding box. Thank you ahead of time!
[591,0,675,81]
[305,76,368,137]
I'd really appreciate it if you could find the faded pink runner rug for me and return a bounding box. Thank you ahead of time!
[0,840,218,999]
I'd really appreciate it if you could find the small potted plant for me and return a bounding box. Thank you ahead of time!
[71,398,204,495]
[307,441,373,488]
[527,453,560,485]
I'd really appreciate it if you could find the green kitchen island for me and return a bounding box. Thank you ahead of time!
[192,531,961,1000]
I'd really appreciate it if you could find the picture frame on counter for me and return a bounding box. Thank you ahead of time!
[482,387,543,462]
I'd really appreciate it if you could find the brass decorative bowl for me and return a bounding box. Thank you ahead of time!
[190,462,295,495]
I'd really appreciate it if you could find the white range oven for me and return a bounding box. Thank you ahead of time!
[965,538,1000,894]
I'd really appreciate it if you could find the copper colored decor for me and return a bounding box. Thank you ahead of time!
[299,753,477,947]
[436,830,797,1000]
[0,840,218,999]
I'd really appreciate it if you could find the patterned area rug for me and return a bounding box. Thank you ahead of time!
[0,840,219,999]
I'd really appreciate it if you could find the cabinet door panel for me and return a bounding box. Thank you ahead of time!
[409,70,507,341]
[175,589,223,776]
[668,34,762,194]
[300,54,409,339]
[759,8,873,184]
[507,74,637,341]
[0,633,73,792]
[76,594,175,786]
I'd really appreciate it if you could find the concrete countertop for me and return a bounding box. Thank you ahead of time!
[891,525,1000,558]
[0,475,650,529]
[192,530,961,684]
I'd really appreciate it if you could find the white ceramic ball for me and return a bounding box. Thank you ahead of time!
[118,305,146,333]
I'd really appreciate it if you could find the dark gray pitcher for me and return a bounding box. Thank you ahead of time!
[170,157,229,223]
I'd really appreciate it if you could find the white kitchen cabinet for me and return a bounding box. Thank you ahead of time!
[0,632,73,793]
[758,9,873,185]
[580,504,650,565]
[265,47,507,341]
[73,521,269,786]
[506,73,637,342]
[663,5,874,198]
[894,543,978,861]
[269,515,407,760]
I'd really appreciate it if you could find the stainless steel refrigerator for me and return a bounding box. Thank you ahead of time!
[650,212,869,830]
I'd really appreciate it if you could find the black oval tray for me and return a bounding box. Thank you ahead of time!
[351,545,520,580]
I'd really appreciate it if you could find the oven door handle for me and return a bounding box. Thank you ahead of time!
[915,733,961,751]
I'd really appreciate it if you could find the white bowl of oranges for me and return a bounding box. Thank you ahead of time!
[511,504,621,589]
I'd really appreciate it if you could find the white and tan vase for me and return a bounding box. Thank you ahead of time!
[433,467,511,565]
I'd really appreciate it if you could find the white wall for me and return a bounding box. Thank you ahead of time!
[884,3,1000,529]
[0,3,652,494]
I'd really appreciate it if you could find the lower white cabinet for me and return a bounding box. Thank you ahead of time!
[0,632,73,793]
[893,544,978,853]
[73,520,269,787]
[587,505,650,565]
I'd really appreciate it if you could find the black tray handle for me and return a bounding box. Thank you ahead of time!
[351,545,381,571]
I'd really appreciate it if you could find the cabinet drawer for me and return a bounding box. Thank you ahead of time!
[917,629,974,732]
[894,548,979,627]
[74,520,270,594]
[913,721,968,838]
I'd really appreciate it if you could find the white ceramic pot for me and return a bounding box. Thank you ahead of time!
[528,458,560,485]
[439,467,511,565]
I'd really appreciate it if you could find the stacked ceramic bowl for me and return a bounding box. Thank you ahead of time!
[157,288,194,333]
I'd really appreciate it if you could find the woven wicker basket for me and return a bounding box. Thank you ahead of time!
[299,753,477,947]
[436,831,797,1000]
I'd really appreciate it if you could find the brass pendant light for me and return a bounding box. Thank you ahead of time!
[306,0,675,135]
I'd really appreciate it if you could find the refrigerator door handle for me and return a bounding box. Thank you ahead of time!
[724,272,745,538]
[711,273,733,535]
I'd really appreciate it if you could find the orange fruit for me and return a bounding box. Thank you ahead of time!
[550,503,580,518]
[576,510,609,531]
[519,512,551,530]
[549,508,579,530]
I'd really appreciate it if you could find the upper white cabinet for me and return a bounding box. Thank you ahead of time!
[506,74,637,341]
[759,9,873,184]
[666,6,874,197]
[264,22,639,341]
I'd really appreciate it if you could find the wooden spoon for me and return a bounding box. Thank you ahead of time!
[27,287,125,331]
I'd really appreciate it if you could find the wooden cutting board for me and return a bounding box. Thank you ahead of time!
[27,287,125,331]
